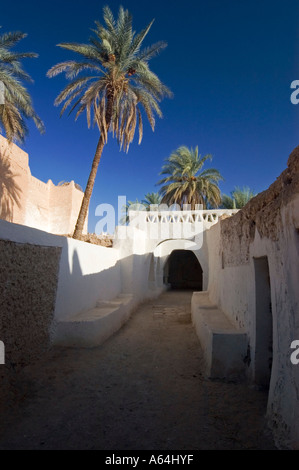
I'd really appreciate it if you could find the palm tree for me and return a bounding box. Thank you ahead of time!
[120,192,162,225]
[221,193,236,209]
[222,186,256,209]
[157,146,223,210]
[120,198,144,225]
[0,28,44,142]
[142,191,161,209]
[47,6,171,239]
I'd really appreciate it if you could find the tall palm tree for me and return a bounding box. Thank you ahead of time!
[0,28,44,142]
[157,146,223,210]
[47,6,171,239]
[221,186,256,209]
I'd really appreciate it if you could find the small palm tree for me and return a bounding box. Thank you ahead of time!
[120,198,145,225]
[221,193,236,209]
[47,6,171,239]
[222,186,256,209]
[120,192,162,225]
[142,191,161,209]
[0,28,44,142]
[157,146,223,210]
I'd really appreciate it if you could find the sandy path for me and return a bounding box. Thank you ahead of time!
[0,291,276,450]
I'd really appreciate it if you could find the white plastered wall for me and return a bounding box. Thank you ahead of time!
[206,195,299,449]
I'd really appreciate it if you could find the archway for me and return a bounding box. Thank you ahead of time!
[164,250,203,290]
[153,239,208,291]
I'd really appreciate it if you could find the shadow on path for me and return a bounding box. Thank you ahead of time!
[0,291,276,450]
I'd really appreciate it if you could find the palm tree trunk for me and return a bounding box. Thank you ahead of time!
[72,136,105,239]
[72,91,115,240]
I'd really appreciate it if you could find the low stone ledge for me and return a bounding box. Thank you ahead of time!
[191,291,248,380]
[53,294,134,348]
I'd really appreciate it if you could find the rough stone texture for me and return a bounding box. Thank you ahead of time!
[220,145,299,266]
[0,239,61,406]
[207,146,299,449]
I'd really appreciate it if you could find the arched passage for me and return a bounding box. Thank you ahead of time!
[151,239,208,291]
[164,250,203,290]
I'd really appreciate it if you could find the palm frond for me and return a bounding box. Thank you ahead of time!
[129,19,154,55]
[48,5,171,152]
[0,31,27,48]
[0,29,44,141]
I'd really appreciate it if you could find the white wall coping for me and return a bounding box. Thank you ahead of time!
[129,209,239,225]
[0,218,65,247]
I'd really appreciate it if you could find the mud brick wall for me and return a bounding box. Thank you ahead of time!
[0,240,62,369]
[220,146,299,267]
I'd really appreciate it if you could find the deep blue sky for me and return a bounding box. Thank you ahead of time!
[2,0,299,232]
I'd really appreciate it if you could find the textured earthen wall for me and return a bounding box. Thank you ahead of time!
[0,239,62,368]
[207,146,299,449]
[220,146,299,267]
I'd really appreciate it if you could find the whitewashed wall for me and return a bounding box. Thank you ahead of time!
[54,238,121,321]
[206,194,299,449]
[0,220,122,323]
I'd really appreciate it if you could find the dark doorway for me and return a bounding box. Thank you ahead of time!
[254,256,273,389]
[164,250,203,290]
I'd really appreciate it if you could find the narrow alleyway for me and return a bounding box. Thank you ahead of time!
[0,291,276,450]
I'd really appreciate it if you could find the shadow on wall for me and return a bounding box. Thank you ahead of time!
[54,244,167,324]
[0,222,161,404]
[0,237,62,372]
[0,149,21,222]
[54,244,123,322]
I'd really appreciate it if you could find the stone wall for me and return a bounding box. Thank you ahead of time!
[207,146,299,449]
[0,240,62,368]
[220,145,299,267]
[0,219,122,407]
[0,233,62,409]
[0,135,87,234]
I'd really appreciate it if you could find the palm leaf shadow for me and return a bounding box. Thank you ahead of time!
[0,149,22,221]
